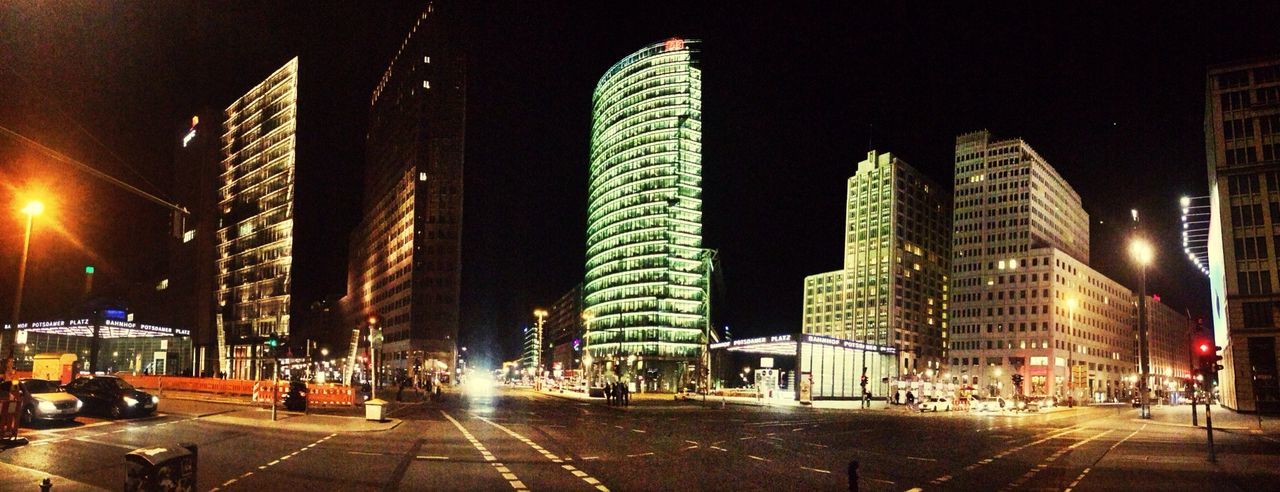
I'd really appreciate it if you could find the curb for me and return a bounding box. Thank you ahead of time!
[1130,418,1262,432]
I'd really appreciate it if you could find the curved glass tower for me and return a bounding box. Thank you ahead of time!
[584,38,704,391]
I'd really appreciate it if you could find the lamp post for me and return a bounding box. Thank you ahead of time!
[1067,297,1078,406]
[1130,235,1154,419]
[5,200,43,380]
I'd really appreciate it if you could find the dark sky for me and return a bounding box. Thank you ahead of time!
[1,2,1276,366]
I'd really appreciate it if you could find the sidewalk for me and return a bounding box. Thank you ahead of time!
[200,408,401,433]
[0,461,104,491]
[1131,403,1280,434]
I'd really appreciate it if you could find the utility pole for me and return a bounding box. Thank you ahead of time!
[1186,311,1198,426]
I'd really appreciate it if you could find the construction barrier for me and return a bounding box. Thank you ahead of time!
[116,374,356,407]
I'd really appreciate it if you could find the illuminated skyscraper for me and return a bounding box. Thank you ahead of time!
[216,57,299,379]
[1205,57,1280,412]
[583,38,704,391]
[345,3,465,375]
[802,150,952,373]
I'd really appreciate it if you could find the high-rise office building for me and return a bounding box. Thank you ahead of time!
[215,57,300,379]
[948,130,1135,400]
[1143,295,1193,393]
[345,3,465,374]
[582,38,705,392]
[545,284,585,372]
[168,110,221,376]
[802,150,952,374]
[1206,57,1280,412]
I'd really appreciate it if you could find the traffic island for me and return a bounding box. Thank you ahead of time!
[200,408,401,433]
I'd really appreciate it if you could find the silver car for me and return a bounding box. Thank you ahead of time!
[19,378,82,424]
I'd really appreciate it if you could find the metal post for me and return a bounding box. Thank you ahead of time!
[271,359,278,421]
[1137,268,1151,419]
[1205,389,1216,463]
[4,214,34,379]
[1187,323,1198,426]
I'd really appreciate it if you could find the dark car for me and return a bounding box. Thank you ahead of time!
[65,376,158,418]
[17,378,82,425]
[282,380,308,411]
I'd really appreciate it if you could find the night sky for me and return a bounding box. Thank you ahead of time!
[1,3,1276,367]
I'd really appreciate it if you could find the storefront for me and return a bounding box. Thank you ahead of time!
[4,318,192,375]
[711,333,898,401]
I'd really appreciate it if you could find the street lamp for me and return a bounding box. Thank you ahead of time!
[1130,236,1154,419]
[1066,297,1078,405]
[5,199,44,380]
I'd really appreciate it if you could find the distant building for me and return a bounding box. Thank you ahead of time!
[1205,57,1280,412]
[947,130,1135,401]
[582,38,706,392]
[520,324,539,373]
[168,110,221,376]
[545,284,584,373]
[802,150,952,375]
[215,57,300,379]
[344,3,466,376]
[1143,295,1193,393]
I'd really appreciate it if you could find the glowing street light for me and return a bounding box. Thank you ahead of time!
[1130,234,1154,419]
[6,199,46,379]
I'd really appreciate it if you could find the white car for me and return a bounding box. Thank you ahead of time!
[972,397,1007,412]
[919,396,952,412]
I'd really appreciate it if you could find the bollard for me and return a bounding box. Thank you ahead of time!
[848,460,859,491]
[39,478,52,491]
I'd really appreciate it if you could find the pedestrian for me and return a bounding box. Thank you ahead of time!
[604,382,613,405]
[622,381,630,406]
[906,390,916,411]
[862,389,871,409]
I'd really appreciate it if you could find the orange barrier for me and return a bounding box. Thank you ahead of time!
[116,374,355,407]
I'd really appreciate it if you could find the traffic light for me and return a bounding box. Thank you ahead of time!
[1011,373,1024,393]
[1198,344,1224,374]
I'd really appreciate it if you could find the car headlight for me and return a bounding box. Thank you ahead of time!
[151,395,159,404]
[75,399,83,409]
[37,400,57,413]
[123,396,138,406]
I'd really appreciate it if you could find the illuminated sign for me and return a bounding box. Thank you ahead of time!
[104,309,127,321]
[664,38,685,51]
[182,115,199,147]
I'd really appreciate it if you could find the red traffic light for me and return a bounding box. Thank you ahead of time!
[1199,343,1211,354]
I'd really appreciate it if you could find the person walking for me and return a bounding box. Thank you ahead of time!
[604,382,614,405]
[621,381,630,406]
[862,389,871,409]
[906,390,916,411]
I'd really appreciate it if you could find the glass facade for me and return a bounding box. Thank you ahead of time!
[583,39,706,377]
[216,57,299,379]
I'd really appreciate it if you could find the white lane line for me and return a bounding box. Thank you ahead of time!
[709,446,727,452]
[631,429,646,433]
[582,456,600,460]
[747,455,770,462]
[799,466,831,474]
[442,411,526,491]
[417,455,450,460]
[473,414,610,491]
[626,452,655,458]
[907,456,937,462]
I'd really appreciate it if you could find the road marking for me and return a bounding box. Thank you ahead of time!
[800,466,830,474]
[631,428,646,433]
[417,455,450,460]
[1065,425,1144,492]
[1001,429,1113,491]
[804,442,827,448]
[627,452,655,458]
[709,446,727,452]
[684,440,699,445]
[473,414,610,491]
[747,455,770,462]
[582,456,600,460]
[929,425,1084,485]
[907,456,937,462]
[681,445,699,451]
[442,411,525,490]
[739,436,756,440]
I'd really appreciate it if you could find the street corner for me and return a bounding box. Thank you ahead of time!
[200,408,403,433]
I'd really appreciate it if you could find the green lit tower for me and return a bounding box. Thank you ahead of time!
[583,38,704,392]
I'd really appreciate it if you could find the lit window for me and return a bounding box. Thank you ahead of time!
[183,230,195,243]
[423,80,430,89]
[419,172,427,181]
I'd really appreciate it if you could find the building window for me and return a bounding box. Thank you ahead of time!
[1242,301,1275,327]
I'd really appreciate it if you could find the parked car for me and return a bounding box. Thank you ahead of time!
[282,380,308,411]
[18,378,82,425]
[64,376,157,418]
[919,396,952,412]
[972,397,1007,412]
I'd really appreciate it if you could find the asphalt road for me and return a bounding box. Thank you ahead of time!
[2,387,1277,491]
